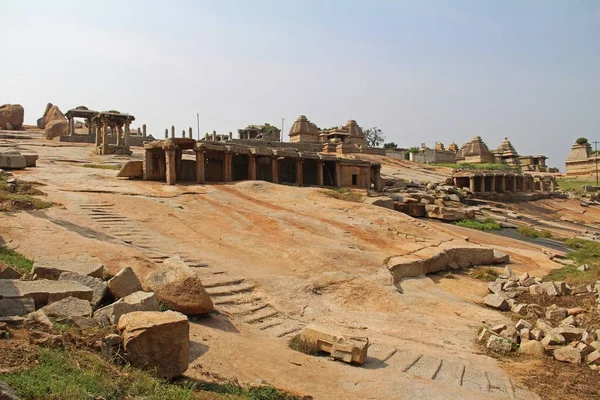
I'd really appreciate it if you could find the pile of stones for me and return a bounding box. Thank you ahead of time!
[480,266,600,369]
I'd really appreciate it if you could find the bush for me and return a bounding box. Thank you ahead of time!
[471,267,500,281]
[576,137,589,145]
[0,245,33,274]
[517,226,553,239]
[288,335,322,356]
[455,218,501,231]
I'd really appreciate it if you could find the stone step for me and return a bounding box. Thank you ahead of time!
[205,283,255,297]
[219,302,269,316]
[213,294,262,306]
[461,366,490,393]
[256,319,283,331]
[405,355,443,380]
[244,308,279,324]
[202,278,245,289]
[433,359,465,387]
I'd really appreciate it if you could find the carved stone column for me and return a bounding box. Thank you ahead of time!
[124,121,131,151]
[195,151,205,183]
[490,174,496,193]
[296,159,303,185]
[271,157,279,184]
[101,121,109,154]
[469,176,476,192]
[189,127,193,139]
[144,150,153,180]
[511,176,517,193]
[116,124,124,147]
[317,160,324,186]
[95,121,103,147]
[248,155,257,180]
[335,162,341,187]
[88,118,93,136]
[224,152,232,182]
[143,124,147,137]
[171,125,175,139]
[164,129,168,139]
[165,149,176,185]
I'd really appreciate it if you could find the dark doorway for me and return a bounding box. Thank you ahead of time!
[278,158,297,184]
[231,154,249,181]
[323,161,337,186]
[302,159,319,186]
[206,150,225,182]
[256,156,272,182]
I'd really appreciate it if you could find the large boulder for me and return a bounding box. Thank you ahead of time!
[0,104,24,130]
[58,271,107,306]
[144,257,213,315]
[44,105,66,126]
[108,267,143,299]
[362,196,393,209]
[40,296,92,318]
[33,260,104,280]
[44,120,68,140]
[0,279,93,308]
[118,311,189,379]
[36,103,53,129]
[94,291,160,325]
[0,151,27,169]
[117,161,143,178]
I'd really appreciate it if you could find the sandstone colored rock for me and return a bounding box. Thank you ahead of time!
[553,347,582,364]
[40,296,92,318]
[559,315,577,327]
[548,327,584,342]
[94,291,159,325]
[37,103,53,129]
[488,281,503,294]
[545,307,568,321]
[117,161,143,179]
[515,319,533,331]
[299,325,369,364]
[518,340,544,358]
[0,298,35,317]
[587,350,600,365]
[44,119,68,140]
[144,257,213,315]
[118,311,189,378]
[58,271,107,306]
[0,263,22,279]
[44,105,65,126]
[362,196,393,209]
[491,324,506,334]
[540,282,560,296]
[0,104,24,130]
[483,294,509,311]
[33,260,104,280]
[541,333,565,347]
[108,267,142,299]
[478,327,498,343]
[486,335,512,354]
[0,279,93,308]
[393,202,426,217]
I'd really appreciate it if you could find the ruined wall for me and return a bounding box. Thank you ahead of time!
[339,165,370,189]
[410,149,456,164]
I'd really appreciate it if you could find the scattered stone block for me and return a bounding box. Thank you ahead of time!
[488,281,503,294]
[504,281,519,290]
[29,330,63,347]
[582,331,596,344]
[545,306,568,321]
[571,285,588,295]
[363,196,394,209]
[536,319,554,335]
[540,282,560,296]
[0,298,35,317]
[483,294,509,311]
[515,319,533,331]
[0,263,22,280]
[553,347,582,364]
[0,279,93,308]
[587,350,600,365]
[118,311,189,378]
[549,327,584,342]
[526,303,545,318]
[108,267,142,299]
[529,284,544,295]
[577,264,589,272]
[40,297,92,318]
[67,316,100,329]
[491,324,506,334]
[567,307,585,316]
[519,328,531,341]
[101,333,123,360]
[554,281,570,295]
[299,325,369,364]
[501,326,519,344]
[94,291,159,326]
[486,335,512,354]
[32,260,104,280]
[26,310,52,327]
[478,327,497,342]
[519,272,530,282]
[531,329,543,341]
[58,271,107,306]
[520,277,537,287]
[575,342,594,358]
[541,333,566,347]
[560,315,577,327]
[144,257,213,315]
[519,340,544,358]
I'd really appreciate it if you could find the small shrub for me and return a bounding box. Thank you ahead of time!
[320,188,364,203]
[471,267,500,281]
[517,226,553,239]
[455,218,501,231]
[159,302,169,312]
[288,334,322,356]
[576,137,589,145]
[443,273,456,279]
[0,245,33,274]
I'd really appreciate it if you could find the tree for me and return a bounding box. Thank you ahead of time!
[576,137,589,145]
[364,127,385,147]
[383,142,398,150]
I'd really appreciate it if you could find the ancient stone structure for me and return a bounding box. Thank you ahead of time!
[138,138,382,190]
[493,137,520,166]
[455,136,494,164]
[565,140,598,177]
[65,107,98,137]
[410,143,457,164]
[519,155,548,172]
[288,115,321,143]
[448,142,458,152]
[92,111,135,155]
[0,104,24,130]
[453,171,556,194]
[238,124,281,141]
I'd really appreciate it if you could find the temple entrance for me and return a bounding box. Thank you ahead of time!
[206,150,225,182]
[302,159,319,186]
[256,156,272,182]
[278,158,297,184]
[231,154,249,181]
[323,160,337,186]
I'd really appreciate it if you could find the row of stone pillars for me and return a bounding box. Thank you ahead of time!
[457,175,556,193]
[66,117,94,136]
[94,120,131,154]
[164,126,194,139]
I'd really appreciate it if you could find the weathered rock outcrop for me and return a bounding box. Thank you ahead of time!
[0,263,22,280]
[0,104,24,130]
[40,296,92,318]
[117,161,143,178]
[37,103,53,129]
[299,325,368,364]
[94,291,159,325]
[118,311,189,379]
[362,196,393,209]
[44,105,66,127]
[0,279,93,308]
[0,298,35,317]
[144,257,213,315]
[44,120,68,140]
[108,267,142,299]
[387,240,508,284]
[58,271,107,306]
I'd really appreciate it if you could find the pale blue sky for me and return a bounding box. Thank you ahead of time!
[2,0,599,170]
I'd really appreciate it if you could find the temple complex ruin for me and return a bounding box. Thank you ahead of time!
[455,136,495,164]
[237,124,281,141]
[409,142,457,163]
[453,170,556,195]
[565,139,599,177]
[493,137,520,166]
[131,139,382,190]
[92,112,136,155]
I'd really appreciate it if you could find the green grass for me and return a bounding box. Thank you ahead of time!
[470,267,500,281]
[556,177,598,192]
[455,218,501,231]
[431,163,520,172]
[2,347,296,400]
[81,164,122,170]
[0,175,53,211]
[0,245,33,274]
[319,187,364,203]
[543,238,600,285]
[517,226,553,239]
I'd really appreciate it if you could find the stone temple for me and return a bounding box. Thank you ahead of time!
[565,139,598,177]
[455,136,495,164]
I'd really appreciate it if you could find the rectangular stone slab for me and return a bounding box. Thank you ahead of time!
[0,279,93,308]
[32,260,104,280]
[0,297,35,317]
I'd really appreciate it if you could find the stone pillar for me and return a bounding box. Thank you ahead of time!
[142,124,147,137]
[165,149,176,185]
[171,125,175,139]
[188,127,193,139]
[228,131,233,140]
[550,179,555,192]
[164,129,168,139]
[530,176,535,192]
[248,155,257,180]
[101,122,109,154]
[540,179,546,192]
[511,176,517,193]
[88,118,93,135]
[271,157,279,184]
[469,176,476,192]
[224,152,232,182]
[479,176,485,192]
[296,159,303,185]
[116,124,124,147]
[453,177,459,188]
[212,131,217,141]
[124,122,131,151]
[182,130,186,138]
[144,150,153,180]
[335,162,341,187]
[490,174,496,193]
[195,151,205,183]
[95,121,102,147]
[317,160,324,186]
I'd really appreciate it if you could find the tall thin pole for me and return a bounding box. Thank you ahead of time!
[281,117,285,142]
[196,113,200,141]
[594,140,599,186]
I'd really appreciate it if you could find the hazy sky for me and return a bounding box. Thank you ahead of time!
[2,0,599,170]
